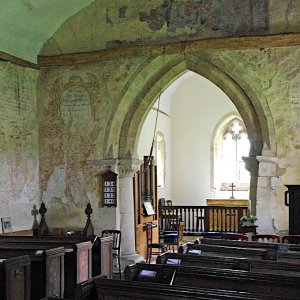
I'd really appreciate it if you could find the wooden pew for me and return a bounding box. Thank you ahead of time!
[0,235,112,278]
[94,277,276,300]
[0,255,31,300]
[124,263,300,299]
[0,246,64,300]
[157,251,300,277]
[0,239,91,299]
[0,203,113,280]
[200,237,300,251]
[179,242,300,262]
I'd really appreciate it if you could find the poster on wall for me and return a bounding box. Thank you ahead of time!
[1,217,12,233]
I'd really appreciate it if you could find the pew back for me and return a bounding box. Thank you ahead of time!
[0,255,31,300]
[0,239,92,299]
[180,243,300,262]
[201,237,300,251]
[0,235,112,278]
[157,251,300,277]
[124,263,300,299]
[95,277,276,299]
[0,246,64,300]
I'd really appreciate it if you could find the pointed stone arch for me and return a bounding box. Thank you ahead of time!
[112,53,274,157]
[106,53,276,211]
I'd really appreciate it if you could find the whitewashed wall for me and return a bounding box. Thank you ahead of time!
[138,71,250,206]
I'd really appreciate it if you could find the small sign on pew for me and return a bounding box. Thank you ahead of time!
[264,249,278,261]
[277,244,289,252]
[166,258,182,265]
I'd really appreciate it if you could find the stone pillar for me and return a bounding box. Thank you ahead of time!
[118,159,144,269]
[243,156,258,214]
[255,145,285,234]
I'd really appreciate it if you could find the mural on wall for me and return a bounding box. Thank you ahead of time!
[0,62,39,217]
[40,72,102,207]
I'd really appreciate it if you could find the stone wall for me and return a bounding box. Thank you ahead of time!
[0,62,39,231]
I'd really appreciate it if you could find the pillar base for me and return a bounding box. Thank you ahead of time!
[120,253,145,272]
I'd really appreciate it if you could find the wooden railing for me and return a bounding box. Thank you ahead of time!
[159,206,248,235]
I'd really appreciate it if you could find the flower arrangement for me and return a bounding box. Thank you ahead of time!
[240,214,257,226]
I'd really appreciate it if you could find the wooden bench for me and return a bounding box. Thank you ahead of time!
[200,237,300,251]
[124,263,300,299]
[157,251,300,277]
[0,204,113,281]
[0,235,112,278]
[94,277,277,299]
[0,246,64,300]
[0,255,31,300]
[179,242,300,262]
[0,239,91,299]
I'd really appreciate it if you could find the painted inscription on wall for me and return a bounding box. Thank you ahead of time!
[41,73,101,201]
[0,74,32,123]
[60,85,92,133]
[0,63,38,218]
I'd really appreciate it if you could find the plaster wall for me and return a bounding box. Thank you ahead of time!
[0,62,39,231]
[37,57,146,233]
[36,45,300,236]
[208,47,300,233]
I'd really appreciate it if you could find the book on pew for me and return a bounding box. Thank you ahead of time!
[264,249,278,261]
[138,270,157,278]
[277,244,289,252]
[187,249,202,255]
[166,258,182,265]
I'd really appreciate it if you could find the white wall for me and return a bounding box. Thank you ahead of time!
[138,71,246,206]
[171,72,238,205]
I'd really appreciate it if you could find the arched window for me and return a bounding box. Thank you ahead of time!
[156,132,165,188]
[221,120,250,188]
[212,115,250,195]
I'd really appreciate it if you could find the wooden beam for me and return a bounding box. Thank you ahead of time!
[38,33,300,67]
[0,51,39,69]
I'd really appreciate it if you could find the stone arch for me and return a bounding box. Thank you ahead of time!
[113,53,274,159]
[106,53,276,211]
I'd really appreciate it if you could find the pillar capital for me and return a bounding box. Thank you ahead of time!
[117,158,142,177]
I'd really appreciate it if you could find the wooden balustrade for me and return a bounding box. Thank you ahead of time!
[159,206,248,235]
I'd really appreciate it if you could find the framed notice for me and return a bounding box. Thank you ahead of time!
[1,217,12,233]
[143,201,155,216]
[102,170,117,207]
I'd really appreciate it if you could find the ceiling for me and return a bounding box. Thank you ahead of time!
[0,0,94,63]
[1,1,299,65]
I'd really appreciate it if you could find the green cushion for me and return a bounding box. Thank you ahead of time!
[151,243,167,248]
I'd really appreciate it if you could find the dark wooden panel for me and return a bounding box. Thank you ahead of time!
[125,263,300,299]
[0,246,64,300]
[0,255,31,300]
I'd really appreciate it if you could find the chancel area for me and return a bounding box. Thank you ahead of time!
[1,1,300,299]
